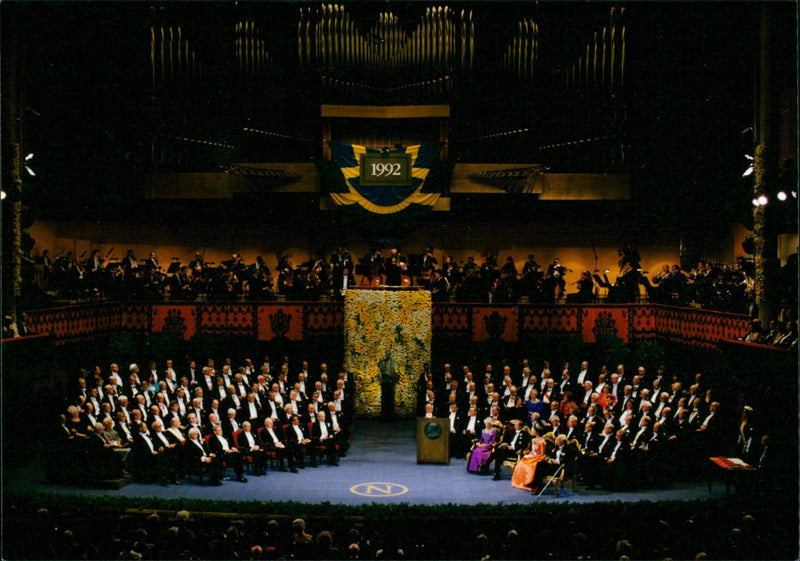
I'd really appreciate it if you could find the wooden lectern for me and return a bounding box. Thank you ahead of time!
[416,417,450,465]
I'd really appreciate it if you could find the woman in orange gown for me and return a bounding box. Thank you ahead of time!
[511,425,547,491]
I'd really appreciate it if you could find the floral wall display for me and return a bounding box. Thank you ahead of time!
[344,290,432,418]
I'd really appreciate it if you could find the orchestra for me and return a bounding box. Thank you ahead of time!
[22,244,765,314]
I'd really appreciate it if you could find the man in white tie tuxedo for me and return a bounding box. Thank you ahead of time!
[493,420,531,480]
[186,412,204,440]
[221,409,242,440]
[165,416,186,446]
[575,361,590,386]
[285,415,316,470]
[236,421,267,475]
[243,392,262,425]
[335,379,347,403]
[234,374,248,398]
[336,267,355,300]
[217,365,231,388]
[202,367,215,393]
[260,417,289,472]
[311,411,339,466]
[109,374,124,397]
[318,362,330,384]
[128,363,141,385]
[326,402,348,453]
[208,424,247,482]
[151,420,182,484]
[184,427,222,485]
[114,411,135,447]
[113,390,128,416]
[132,422,169,483]
[461,405,480,456]
[186,361,198,387]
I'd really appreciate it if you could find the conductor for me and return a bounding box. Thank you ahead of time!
[378,349,399,421]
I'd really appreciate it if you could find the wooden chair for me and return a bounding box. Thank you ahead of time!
[465,421,506,473]
[543,438,582,497]
[501,425,532,475]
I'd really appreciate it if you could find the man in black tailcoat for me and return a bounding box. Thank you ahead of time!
[493,419,531,480]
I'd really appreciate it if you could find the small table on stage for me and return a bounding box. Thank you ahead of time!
[708,456,757,494]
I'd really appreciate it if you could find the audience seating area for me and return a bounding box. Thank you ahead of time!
[3,494,794,560]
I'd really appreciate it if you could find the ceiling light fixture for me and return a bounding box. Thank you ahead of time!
[24,153,35,176]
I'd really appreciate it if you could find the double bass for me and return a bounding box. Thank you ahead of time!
[400,261,411,287]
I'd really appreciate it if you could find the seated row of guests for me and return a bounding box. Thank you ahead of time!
[463,402,725,494]
[424,363,725,461]
[77,356,353,409]
[57,355,355,485]
[423,356,738,491]
[60,401,346,485]
[73,356,355,434]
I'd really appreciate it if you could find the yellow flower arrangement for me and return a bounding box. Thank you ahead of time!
[344,290,432,417]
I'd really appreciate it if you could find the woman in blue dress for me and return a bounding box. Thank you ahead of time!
[525,388,544,420]
[467,418,499,473]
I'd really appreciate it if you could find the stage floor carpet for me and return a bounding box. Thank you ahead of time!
[8,420,726,505]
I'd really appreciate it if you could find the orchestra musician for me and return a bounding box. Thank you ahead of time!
[594,262,639,303]
[84,249,104,293]
[145,251,161,274]
[368,249,385,287]
[385,253,402,287]
[170,265,197,301]
[567,270,595,303]
[122,249,138,278]
[277,256,295,297]
[545,257,569,300]
[248,267,275,301]
[521,254,542,299]
[420,246,438,286]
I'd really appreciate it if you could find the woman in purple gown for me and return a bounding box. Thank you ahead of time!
[467,418,499,473]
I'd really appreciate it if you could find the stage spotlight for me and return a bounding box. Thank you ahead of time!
[792,191,798,198]
[777,191,787,201]
[742,154,754,177]
[0,191,6,200]
[752,198,760,207]
[758,195,768,206]
[24,153,35,176]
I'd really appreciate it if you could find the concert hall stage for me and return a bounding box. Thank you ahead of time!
[10,420,724,506]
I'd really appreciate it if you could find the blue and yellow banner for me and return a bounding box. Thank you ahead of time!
[324,142,443,215]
